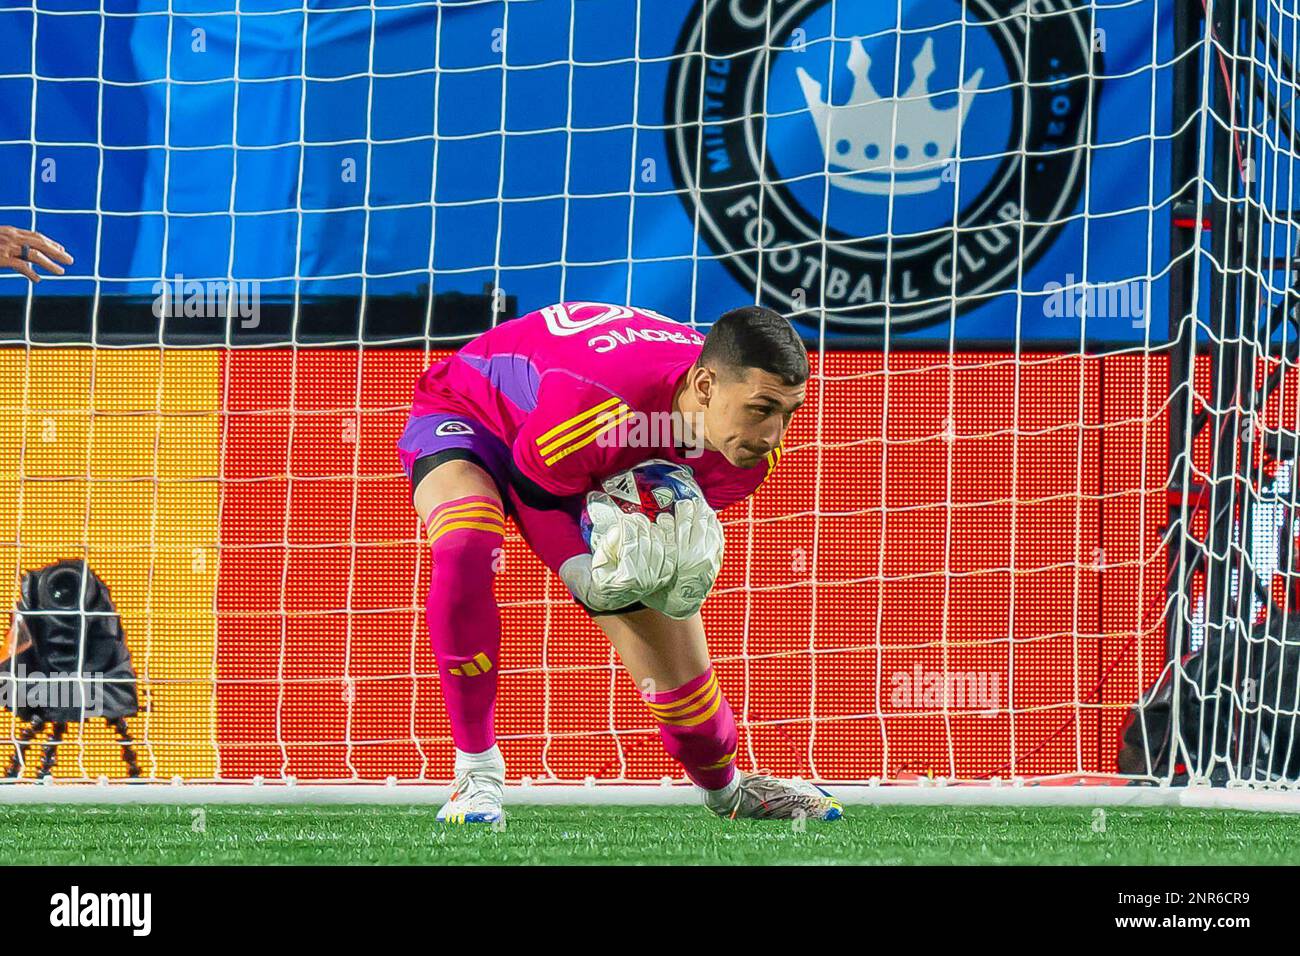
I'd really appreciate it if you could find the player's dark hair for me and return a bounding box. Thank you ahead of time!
[699,306,809,386]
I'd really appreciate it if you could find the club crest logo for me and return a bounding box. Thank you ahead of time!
[666,0,1098,332]
[796,37,983,197]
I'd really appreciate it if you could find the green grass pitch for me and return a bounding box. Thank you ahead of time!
[2,804,1299,865]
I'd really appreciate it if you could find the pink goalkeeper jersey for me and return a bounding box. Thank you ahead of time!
[411,301,782,513]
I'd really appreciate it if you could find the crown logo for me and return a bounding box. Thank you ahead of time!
[796,37,983,196]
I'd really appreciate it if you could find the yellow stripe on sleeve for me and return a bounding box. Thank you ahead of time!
[537,404,630,458]
[535,395,623,446]
[542,407,635,466]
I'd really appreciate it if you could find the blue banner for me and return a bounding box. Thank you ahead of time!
[0,0,1182,343]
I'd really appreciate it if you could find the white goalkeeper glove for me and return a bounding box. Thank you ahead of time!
[642,493,725,620]
[558,493,675,612]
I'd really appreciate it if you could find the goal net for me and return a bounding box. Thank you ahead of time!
[0,0,1295,793]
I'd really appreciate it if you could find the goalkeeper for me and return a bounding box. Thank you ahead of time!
[398,301,841,824]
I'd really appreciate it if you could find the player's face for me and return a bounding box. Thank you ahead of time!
[703,366,805,468]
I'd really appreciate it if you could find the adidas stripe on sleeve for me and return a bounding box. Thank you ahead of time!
[511,375,631,501]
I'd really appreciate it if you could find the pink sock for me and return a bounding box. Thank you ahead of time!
[425,495,506,754]
[643,667,738,791]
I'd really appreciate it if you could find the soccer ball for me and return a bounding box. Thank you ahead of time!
[579,460,701,548]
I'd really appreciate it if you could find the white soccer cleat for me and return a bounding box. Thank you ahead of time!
[709,771,844,821]
[436,746,505,825]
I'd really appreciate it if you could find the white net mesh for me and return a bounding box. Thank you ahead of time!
[0,0,1293,790]
[1156,0,1300,788]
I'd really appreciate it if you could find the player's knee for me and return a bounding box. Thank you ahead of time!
[426,496,506,603]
